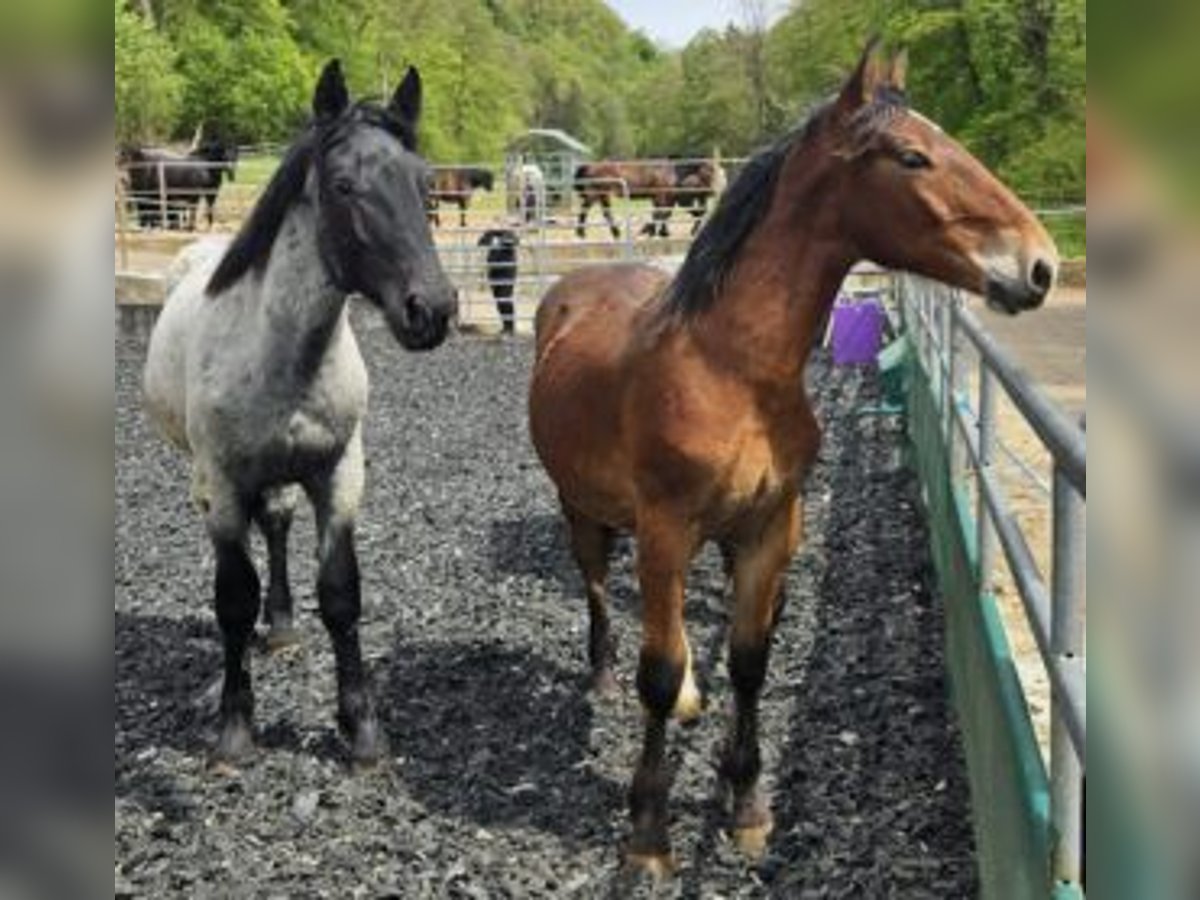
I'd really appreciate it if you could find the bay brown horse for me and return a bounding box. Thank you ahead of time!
[528,42,1058,876]
[672,159,726,235]
[574,160,676,239]
[427,165,494,228]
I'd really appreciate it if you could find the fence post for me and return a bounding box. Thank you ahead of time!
[157,161,168,229]
[115,175,130,271]
[976,366,998,588]
[1049,461,1085,885]
[939,292,952,446]
[947,295,967,483]
[621,178,634,260]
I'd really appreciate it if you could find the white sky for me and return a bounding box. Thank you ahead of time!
[604,0,790,49]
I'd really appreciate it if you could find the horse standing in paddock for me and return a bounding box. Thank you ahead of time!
[121,139,238,230]
[528,42,1057,875]
[671,159,726,235]
[427,166,494,228]
[574,160,676,239]
[143,60,456,770]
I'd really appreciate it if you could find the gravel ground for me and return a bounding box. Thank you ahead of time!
[115,303,977,898]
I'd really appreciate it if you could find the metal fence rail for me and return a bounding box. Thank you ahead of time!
[900,274,1086,895]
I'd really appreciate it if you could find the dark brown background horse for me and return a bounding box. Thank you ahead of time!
[671,159,726,235]
[529,41,1058,877]
[427,165,494,228]
[574,160,676,239]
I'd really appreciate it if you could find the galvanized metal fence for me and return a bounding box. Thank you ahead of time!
[899,274,1086,898]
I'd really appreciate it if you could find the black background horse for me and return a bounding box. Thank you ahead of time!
[121,139,238,230]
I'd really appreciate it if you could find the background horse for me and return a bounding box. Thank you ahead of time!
[428,165,494,228]
[143,60,457,771]
[528,41,1058,876]
[574,160,676,239]
[507,162,545,223]
[121,139,238,230]
[671,158,726,235]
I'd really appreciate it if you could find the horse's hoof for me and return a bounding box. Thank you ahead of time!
[731,796,774,859]
[342,714,386,771]
[672,680,703,723]
[590,668,620,700]
[264,624,301,653]
[209,717,254,774]
[731,819,773,859]
[624,850,677,879]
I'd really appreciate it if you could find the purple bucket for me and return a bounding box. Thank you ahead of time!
[830,295,884,366]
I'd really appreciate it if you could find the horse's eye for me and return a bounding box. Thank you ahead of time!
[333,177,355,196]
[898,149,932,170]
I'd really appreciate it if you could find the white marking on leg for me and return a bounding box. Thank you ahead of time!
[673,634,702,722]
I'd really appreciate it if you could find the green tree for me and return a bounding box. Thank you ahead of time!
[115,0,183,143]
[162,0,311,142]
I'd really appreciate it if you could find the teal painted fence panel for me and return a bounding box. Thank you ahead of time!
[901,338,1062,898]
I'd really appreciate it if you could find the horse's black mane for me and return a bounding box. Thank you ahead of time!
[206,101,416,297]
[664,88,907,316]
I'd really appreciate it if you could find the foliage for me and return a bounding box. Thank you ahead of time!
[114,0,1085,209]
[115,0,183,144]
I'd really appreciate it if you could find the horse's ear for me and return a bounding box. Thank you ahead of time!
[313,59,350,121]
[390,66,422,128]
[888,48,909,93]
[834,36,884,118]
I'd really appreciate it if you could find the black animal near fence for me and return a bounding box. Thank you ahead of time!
[118,141,239,231]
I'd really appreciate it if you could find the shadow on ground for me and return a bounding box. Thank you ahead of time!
[380,637,625,850]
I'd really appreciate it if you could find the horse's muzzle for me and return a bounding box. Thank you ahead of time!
[391,292,454,351]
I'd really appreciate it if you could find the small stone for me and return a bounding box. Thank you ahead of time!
[291,790,320,823]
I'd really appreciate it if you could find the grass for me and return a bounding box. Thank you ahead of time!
[1044,213,1085,260]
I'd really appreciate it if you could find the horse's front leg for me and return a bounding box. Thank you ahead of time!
[203,481,260,770]
[626,508,700,876]
[306,427,384,768]
[720,494,802,858]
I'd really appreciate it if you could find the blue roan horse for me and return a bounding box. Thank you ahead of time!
[143,60,457,769]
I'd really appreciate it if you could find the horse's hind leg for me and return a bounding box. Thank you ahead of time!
[305,426,383,768]
[254,485,301,650]
[655,202,671,238]
[202,481,261,769]
[601,196,620,240]
[563,503,617,696]
[719,495,802,859]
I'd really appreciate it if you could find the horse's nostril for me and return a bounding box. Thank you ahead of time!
[1030,259,1054,294]
[404,294,430,330]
